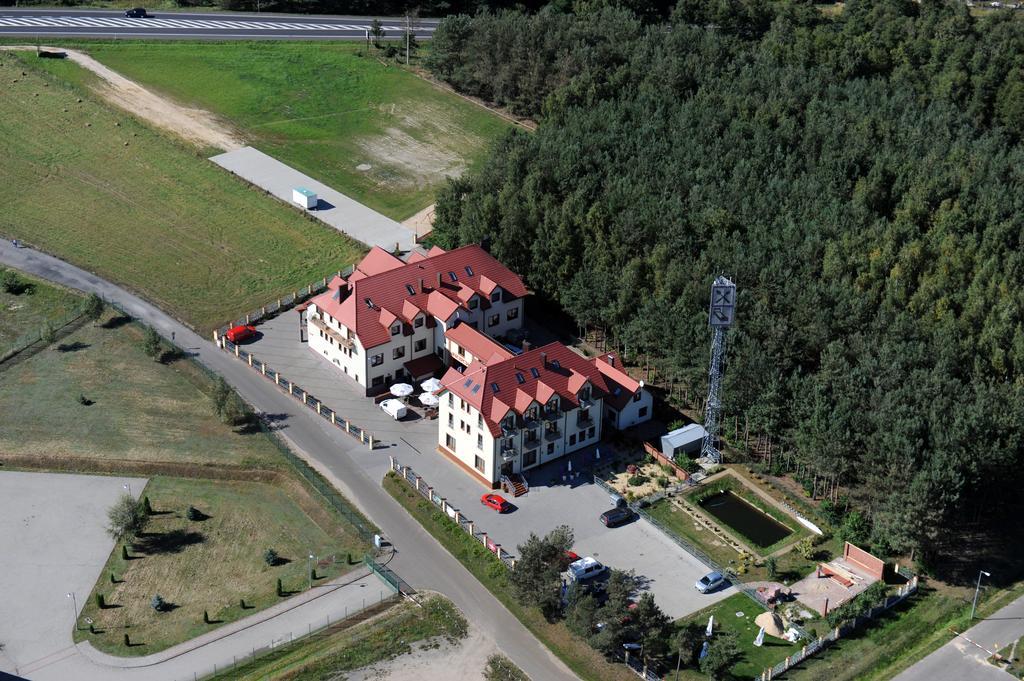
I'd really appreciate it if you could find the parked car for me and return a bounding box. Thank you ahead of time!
[599,506,634,527]
[480,493,510,513]
[567,556,607,582]
[379,399,407,421]
[225,324,257,343]
[125,7,150,17]
[695,571,728,593]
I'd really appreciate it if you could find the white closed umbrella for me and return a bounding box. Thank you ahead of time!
[706,615,714,638]
[753,626,765,647]
[390,383,414,398]
[420,377,443,393]
[419,392,439,407]
[567,460,573,473]
[595,448,601,460]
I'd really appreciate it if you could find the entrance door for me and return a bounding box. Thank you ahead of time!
[299,310,308,343]
[501,461,514,477]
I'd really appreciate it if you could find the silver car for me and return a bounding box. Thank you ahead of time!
[695,571,727,593]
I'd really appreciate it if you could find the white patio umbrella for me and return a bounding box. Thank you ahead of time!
[420,377,443,393]
[595,448,601,460]
[419,392,440,407]
[567,460,573,473]
[753,626,765,647]
[390,383,414,398]
[706,615,714,638]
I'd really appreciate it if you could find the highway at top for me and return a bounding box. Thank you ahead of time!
[0,8,437,40]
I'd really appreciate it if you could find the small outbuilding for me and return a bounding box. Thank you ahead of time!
[660,423,708,459]
[292,187,318,210]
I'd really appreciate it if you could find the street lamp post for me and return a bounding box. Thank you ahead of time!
[308,553,315,590]
[66,592,79,630]
[123,482,131,497]
[971,570,991,621]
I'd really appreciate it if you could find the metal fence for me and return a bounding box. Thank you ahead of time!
[0,299,90,364]
[213,267,353,338]
[217,335,377,450]
[759,576,919,680]
[389,458,518,569]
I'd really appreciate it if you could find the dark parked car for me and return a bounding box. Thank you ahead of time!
[125,7,150,17]
[599,506,634,527]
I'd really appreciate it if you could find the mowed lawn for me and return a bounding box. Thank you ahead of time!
[60,41,512,219]
[0,312,282,469]
[76,476,365,655]
[0,55,364,332]
[0,270,82,354]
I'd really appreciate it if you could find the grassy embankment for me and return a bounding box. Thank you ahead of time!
[0,312,371,655]
[0,270,82,355]
[208,595,467,680]
[0,54,364,333]
[384,471,652,681]
[33,41,513,220]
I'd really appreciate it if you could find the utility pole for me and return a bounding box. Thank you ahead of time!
[971,569,991,621]
[700,276,736,464]
[405,13,410,66]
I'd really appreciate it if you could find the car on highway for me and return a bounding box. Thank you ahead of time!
[124,7,150,17]
[599,505,634,527]
[480,493,511,513]
[225,324,257,344]
[695,570,728,593]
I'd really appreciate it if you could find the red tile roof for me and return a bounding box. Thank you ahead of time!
[445,322,514,365]
[594,352,643,411]
[439,342,610,436]
[308,245,527,349]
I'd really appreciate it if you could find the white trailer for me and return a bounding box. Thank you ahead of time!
[292,187,318,210]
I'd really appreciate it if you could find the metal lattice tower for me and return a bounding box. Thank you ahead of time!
[700,276,736,464]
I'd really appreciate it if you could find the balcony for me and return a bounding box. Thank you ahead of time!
[544,428,561,442]
[543,408,561,421]
[310,316,353,348]
[501,448,517,462]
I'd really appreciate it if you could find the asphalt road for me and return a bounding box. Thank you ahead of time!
[893,593,1024,681]
[0,8,437,40]
[0,240,577,681]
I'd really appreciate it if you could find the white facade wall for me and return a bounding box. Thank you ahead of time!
[363,314,436,391]
[307,304,367,388]
[607,389,653,430]
[462,291,523,339]
[439,393,498,483]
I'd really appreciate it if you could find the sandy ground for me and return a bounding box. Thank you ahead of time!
[347,629,497,681]
[402,203,436,240]
[1,46,244,151]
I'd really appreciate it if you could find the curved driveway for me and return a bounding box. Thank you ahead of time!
[0,240,577,681]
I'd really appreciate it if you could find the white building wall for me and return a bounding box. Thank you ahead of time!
[613,390,653,430]
[307,304,367,388]
[439,395,498,484]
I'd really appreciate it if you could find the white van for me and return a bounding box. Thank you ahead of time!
[380,399,407,421]
[567,557,607,582]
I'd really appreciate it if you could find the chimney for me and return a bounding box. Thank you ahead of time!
[541,351,547,368]
[436,272,442,289]
[419,277,425,292]
[522,340,531,353]
[607,354,615,367]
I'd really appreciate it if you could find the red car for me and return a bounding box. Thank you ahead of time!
[480,493,510,513]
[225,324,257,343]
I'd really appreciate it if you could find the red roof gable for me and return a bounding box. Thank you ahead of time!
[594,353,643,411]
[309,245,527,350]
[445,322,514,365]
[440,342,610,436]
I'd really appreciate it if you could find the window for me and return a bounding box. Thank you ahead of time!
[490,290,501,302]
[446,434,457,452]
[551,359,561,369]
[580,386,591,402]
[633,391,642,402]
[448,271,458,282]
[371,375,384,387]
[448,414,454,428]
[588,426,595,439]
[525,428,538,444]
[491,382,501,394]
[393,346,406,360]
[478,414,483,429]
[414,316,424,328]
[569,434,577,446]
[461,420,470,434]
[448,394,454,408]
[507,307,519,321]
[391,324,401,336]
[488,314,499,327]
[547,443,555,455]
[524,449,538,467]
[639,406,648,417]
[465,266,474,277]
[527,406,539,421]
[474,455,485,473]
[530,367,540,379]
[414,339,426,352]
[578,409,591,426]
[503,415,515,431]
[469,298,479,310]
[477,434,483,449]
[371,353,383,367]
[516,372,526,384]
[405,284,416,295]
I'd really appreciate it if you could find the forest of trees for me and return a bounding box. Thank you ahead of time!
[428,0,1024,575]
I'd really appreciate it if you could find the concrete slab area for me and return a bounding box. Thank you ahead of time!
[210,146,416,251]
[245,310,735,619]
[0,470,147,675]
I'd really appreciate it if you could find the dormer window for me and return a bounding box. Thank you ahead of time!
[527,406,539,421]
[490,290,501,302]
[468,297,479,310]
[391,323,401,336]
[414,315,424,328]
[405,284,416,295]
[365,298,374,308]
[465,266,474,277]
[580,386,591,402]
[503,415,515,431]
[448,271,458,282]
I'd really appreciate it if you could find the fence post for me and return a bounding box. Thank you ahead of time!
[248,353,253,367]
[345,421,351,433]
[316,402,321,415]
[368,434,374,449]
[389,456,396,470]
[288,382,294,395]
[415,476,421,492]
[454,510,461,523]
[234,344,240,357]
[468,521,474,535]
[440,498,448,514]
[301,391,307,404]
[331,411,336,424]
[275,372,281,385]
[360,431,366,444]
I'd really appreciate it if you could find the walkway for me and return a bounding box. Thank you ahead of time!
[893,594,1024,681]
[0,240,578,681]
[210,146,416,251]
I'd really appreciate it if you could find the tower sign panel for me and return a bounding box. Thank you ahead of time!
[708,276,736,328]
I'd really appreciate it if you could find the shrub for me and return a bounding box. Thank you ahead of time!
[186,506,202,521]
[121,545,129,560]
[627,474,648,486]
[96,593,106,609]
[142,326,161,359]
[142,496,153,515]
[124,634,130,647]
[203,610,211,624]
[276,578,284,596]
[0,269,30,295]
[797,537,815,560]
[40,323,55,345]
[151,594,165,612]
[661,463,675,476]
[765,556,778,579]
[264,548,279,566]
[77,393,90,406]
[106,493,148,541]
[657,476,669,488]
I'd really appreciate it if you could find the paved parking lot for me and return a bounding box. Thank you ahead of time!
[0,470,147,675]
[244,310,734,618]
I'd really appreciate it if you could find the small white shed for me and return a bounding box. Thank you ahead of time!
[661,423,708,459]
[292,187,318,210]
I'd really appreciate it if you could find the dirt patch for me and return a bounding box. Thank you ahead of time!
[1,46,244,151]
[348,627,497,681]
[356,126,466,188]
[403,203,436,238]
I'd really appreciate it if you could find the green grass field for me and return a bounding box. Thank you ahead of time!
[209,596,467,680]
[47,41,513,220]
[0,312,282,469]
[0,269,82,355]
[0,54,364,332]
[74,475,365,655]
